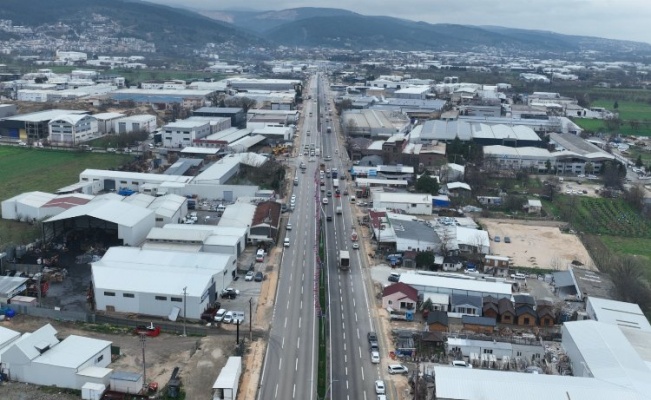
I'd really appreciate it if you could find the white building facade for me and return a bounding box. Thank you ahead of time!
[163,120,212,148]
[48,114,98,145]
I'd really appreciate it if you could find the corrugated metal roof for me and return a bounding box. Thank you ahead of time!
[433,365,644,400]
[213,356,242,389]
[45,199,154,228]
[587,297,651,332]
[33,335,111,369]
[400,272,511,297]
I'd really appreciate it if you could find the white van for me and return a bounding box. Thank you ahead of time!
[255,249,265,262]
[349,196,356,203]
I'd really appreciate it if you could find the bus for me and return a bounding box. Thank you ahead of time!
[339,250,350,271]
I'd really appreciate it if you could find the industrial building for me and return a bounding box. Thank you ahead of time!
[369,211,441,253]
[92,247,236,319]
[93,112,125,134]
[415,120,542,147]
[1,191,93,221]
[247,109,299,125]
[0,324,112,390]
[194,127,253,148]
[48,114,99,145]
[341,109,411,138]
[44,200,156,246]
[193,107,246,129]
[79,169,193,194]
[162,120,212,148]
[372,192,433,215]
[226,78,300,91]
[113,114,158,134]
[109,88,215,110]
[143,224,247,257]
[0,109,88,141]
[399,272,512,299]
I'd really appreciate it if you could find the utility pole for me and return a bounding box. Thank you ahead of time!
[140,333,147,392]
[249,297,253,342]
[182,286,187,337]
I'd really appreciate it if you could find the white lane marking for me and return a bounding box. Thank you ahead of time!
[284,317,287,328]
[274,384,278,398]
[361,366,365,381]
[293,384,296,399]
[282,337,285,349]
[287,300,290,310]
[358,346,362,359]
[279,358,282,369]
[355,312,358,322]
[357,328,360,339]
[299,316,302,329]
[297,337,300,349]
[295,357,299,371]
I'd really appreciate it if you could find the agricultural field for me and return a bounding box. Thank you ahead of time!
[592,100,651,122]
[0,146,130,247]
[568,197,651,238]
[574,100,651,136]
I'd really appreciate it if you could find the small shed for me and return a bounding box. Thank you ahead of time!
[516,305,537,326]
[441,256,464,272]
[537,299,556,326]
[462,315,497,334]
[498,298,515,324]
[526,199,542,214]
[427,310,449,333]
[81,382,106,400]
[110,371,143,394]
[212,356,242,400]
[482,296,499,319]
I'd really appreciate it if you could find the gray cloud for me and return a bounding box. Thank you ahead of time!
[145,0,651,43]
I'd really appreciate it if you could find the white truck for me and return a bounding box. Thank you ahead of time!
[336,205,342,215]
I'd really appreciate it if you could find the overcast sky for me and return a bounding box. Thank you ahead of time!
[142,0,651,44]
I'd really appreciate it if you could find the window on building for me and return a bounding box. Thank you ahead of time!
[524,317,530,325]
[171,297,182,302]
[155,217,163,222]
[155,296,167,301]
[483,349,493,354]
[104,291,116,296]
[97,354,104,363]
[517,351,522,357]
[123,293,135,298]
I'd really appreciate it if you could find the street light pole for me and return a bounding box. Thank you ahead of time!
[182,286,187,337]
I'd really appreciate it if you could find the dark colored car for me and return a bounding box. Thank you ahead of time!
[367,332,378,343]
[254,272,264,282]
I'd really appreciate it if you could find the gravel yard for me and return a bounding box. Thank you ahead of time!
[479,218,594,270]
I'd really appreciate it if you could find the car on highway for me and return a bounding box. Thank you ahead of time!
[377,396,387,400]
[371,351,380,364]
[287,223,292,230]
[322,198,329,204]
[245,271,255,281]
[368,332,377,342]
[369,341,379,353]
[284,238,290,247]
[327,190,332,197]
[254,271,264,282]
[375,380,385,395]
[352,242,359,249]
[387,364,409,375]
[343,190,348,196]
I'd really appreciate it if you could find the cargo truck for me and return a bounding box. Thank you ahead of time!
[339,250,350,271]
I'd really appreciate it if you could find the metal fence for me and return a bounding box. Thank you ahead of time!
[11,304,95,322]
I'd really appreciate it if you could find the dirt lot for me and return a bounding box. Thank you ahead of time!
[480,218,594,270]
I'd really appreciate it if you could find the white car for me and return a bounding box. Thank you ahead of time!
[222,311,234,324]
[245,271,254,281]
[387,364,408,374]
[322,198,329,204]
[375,380,385,395]
[352,243,359,250]
[214,309,227,322]
[287,223,292,230]
[371,351,380,364]
[284,238,290,247]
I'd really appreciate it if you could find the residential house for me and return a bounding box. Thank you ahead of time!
[462,315,497,335]
[441,256,464,272]
[421,331,445,349]
[249,201,281,244]
[382,282,418,311]
[450,294,482,317]
[446,182,472,198]
[482,296,499,320]
[484,255,510,277]
[423,292,449,312]
[427,310,449,332]
[537,299,556,327]
[401,250,416,269]
[498,298,516,324]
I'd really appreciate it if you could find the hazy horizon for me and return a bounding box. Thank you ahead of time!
[134,0,651,45]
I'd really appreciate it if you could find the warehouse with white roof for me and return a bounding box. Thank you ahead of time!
[372,192,432,215]
[399,272,512,299]
[44,200,155,246]
[92,247,236,319]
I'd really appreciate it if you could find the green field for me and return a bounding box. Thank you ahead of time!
[0,147,130,248]
[574,100,651,136]
[567,197,651,238]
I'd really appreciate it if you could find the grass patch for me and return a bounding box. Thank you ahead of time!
[0,147,130,247]
[573,118,606,132]
[592,100,651,122]
[562,196,651,237]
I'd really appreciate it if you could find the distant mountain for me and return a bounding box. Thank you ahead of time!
[0,0,265,56]
[211,7,651,56]
[199,7,358,34]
